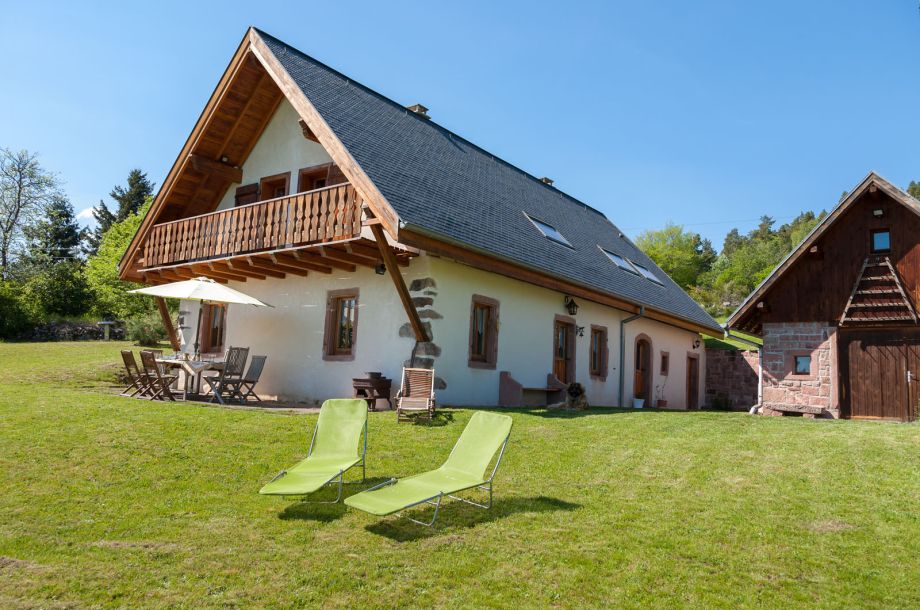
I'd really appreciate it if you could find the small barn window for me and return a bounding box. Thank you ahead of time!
[794,355,811,375]
[525,214,572,247]
[870,229,890,253]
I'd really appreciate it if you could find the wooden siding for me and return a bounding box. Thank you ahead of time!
[142,183,362,268]
[736,189,920,333]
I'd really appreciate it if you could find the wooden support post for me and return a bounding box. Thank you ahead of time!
[370,224,427,342]
[155,297,180,351]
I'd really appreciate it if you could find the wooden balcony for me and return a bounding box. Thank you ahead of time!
[142,183,363,269]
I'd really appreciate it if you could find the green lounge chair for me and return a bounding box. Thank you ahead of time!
[345,411,512,526]
[260,399,367,502]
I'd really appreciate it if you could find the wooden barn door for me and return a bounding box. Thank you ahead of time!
[840,330,920,421]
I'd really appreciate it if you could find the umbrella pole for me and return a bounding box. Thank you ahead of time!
[194,302,203,359]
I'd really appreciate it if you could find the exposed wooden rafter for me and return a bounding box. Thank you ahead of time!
[370,224,427,342]
[188,153,243,184]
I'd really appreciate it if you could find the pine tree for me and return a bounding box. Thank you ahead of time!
[85,169,154,255]
[23,195,84,266]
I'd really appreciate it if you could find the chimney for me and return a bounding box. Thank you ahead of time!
[406,103,430,119]
[539,177,554,186]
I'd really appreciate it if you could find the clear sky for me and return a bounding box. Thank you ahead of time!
[1,1,918,248]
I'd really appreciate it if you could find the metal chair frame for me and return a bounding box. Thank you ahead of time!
[363,432,510,527]
[269,417,368,504]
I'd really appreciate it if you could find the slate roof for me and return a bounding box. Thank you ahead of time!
[259,30,721,332]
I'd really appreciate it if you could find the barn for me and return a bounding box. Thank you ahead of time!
[727,172,920,421]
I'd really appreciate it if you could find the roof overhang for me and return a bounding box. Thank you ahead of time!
[118,27,401,282]
[726,171,920,334]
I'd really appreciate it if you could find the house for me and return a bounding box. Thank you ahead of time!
[727,172,920,421]
[119,28,722,407]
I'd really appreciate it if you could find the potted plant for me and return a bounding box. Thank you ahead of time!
[655,380,668,408]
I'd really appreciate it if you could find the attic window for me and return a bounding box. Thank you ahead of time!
[631,262,664,285]
[601,248,638,273]
[526,214,571,247]
[870,229,890,253]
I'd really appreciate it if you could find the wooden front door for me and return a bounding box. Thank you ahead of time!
[686,354,699,409]
[553,320,573,383]
[634,337,651,401]
[840,330,920,421]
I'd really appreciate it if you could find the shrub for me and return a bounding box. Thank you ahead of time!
[0,281,34,339]
[20,261,92,321]
[126,313,167,347]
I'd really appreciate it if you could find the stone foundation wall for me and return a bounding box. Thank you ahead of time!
[761,322,838,418]
[704,348,758,409]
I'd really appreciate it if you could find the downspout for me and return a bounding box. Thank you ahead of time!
[724,328,763,407]
[618,306,645,408]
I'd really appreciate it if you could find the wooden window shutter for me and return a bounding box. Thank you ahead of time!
[235,183,259,207]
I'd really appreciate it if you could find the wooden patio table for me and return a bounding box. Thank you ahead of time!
[156,356,225,400]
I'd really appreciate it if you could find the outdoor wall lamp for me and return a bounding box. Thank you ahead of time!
[576,325,585,337]
[692,338,701,350]
[564,295,579,316]
[375,263,386,275]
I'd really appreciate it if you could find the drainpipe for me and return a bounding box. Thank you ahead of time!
[724,328,763,407]
[618,306,645,408]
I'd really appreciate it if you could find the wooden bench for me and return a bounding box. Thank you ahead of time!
[499,372,566,407]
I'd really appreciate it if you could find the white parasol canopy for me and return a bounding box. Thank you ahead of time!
[130,277,271,356]
[129,277,272,307]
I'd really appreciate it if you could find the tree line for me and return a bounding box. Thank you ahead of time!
[636,181,920,319]
[0,147,160,339]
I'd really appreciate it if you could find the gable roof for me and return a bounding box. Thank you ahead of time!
[123,28,720,334]
[254,30,720,333]
[726,171,920,332]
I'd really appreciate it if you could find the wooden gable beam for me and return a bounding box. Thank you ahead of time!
[287,250,356,272]
[318,246,378,268]
[155,297,181,352]
[188,153,243,184]
[227,259,280,279]
[370,223,427,342]
[249,29,402,240]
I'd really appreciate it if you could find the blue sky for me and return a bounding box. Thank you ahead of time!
[1,1,918,248]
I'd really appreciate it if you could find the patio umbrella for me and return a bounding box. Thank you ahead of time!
[130,277,271,356]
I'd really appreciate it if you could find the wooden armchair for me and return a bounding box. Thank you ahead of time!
[396,367,436,422]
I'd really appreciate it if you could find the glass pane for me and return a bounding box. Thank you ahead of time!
[794,355,811,375]
[335,297,355,351]
[632,262,664,285]
[472,305,488,357]
[528,215,572,246]
[602,249,638,273]
[872,230,890,252]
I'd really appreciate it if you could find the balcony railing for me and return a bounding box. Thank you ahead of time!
[143,183,363,268]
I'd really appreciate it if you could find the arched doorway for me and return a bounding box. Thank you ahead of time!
[634,335,652,405]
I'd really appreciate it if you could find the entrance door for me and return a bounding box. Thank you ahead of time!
[634,337,651,402]
[840,330,920,421]
[686,354,699,409]
[553,320,573,383]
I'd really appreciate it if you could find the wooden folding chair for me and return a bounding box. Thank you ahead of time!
[139,350,181,401]
[120,350,151,398]
[396,367,436,422]
[203,346,249,404]
[225,355,267,404]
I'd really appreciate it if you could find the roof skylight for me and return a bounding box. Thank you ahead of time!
[526,214,572,247]
[601,248,638,273]
[631,262,664,285]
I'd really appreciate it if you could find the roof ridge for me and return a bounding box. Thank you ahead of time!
[254,28,608,220]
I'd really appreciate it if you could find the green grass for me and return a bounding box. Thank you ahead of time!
[1,342,919,608]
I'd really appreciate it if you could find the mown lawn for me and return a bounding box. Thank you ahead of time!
[1,342,919,608]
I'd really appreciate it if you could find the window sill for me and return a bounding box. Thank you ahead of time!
[323,353,355,362]
[468,359,496,370]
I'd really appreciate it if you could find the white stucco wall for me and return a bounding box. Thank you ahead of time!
[422,256,705,408]
[215,99,332,211]
[175,254,706,408]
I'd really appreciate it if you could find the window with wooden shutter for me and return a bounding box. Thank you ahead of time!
[259,172,290,201]
[234,183,259,207]
[199,303,227,354]
[323,288,359,361]
[468,295,499,369]
[589,325,608,380]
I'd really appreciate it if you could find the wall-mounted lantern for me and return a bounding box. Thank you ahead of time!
[564,295,579,316]
[692,337,701,350]
[375,263,386,275]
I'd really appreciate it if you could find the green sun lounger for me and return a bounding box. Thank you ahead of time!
[345,411,512,526]
[260,399,367,502]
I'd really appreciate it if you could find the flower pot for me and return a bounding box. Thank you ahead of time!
[657,399,668,408]
[632,398,645,409]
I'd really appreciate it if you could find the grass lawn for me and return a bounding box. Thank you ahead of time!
[1,342,919,608]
